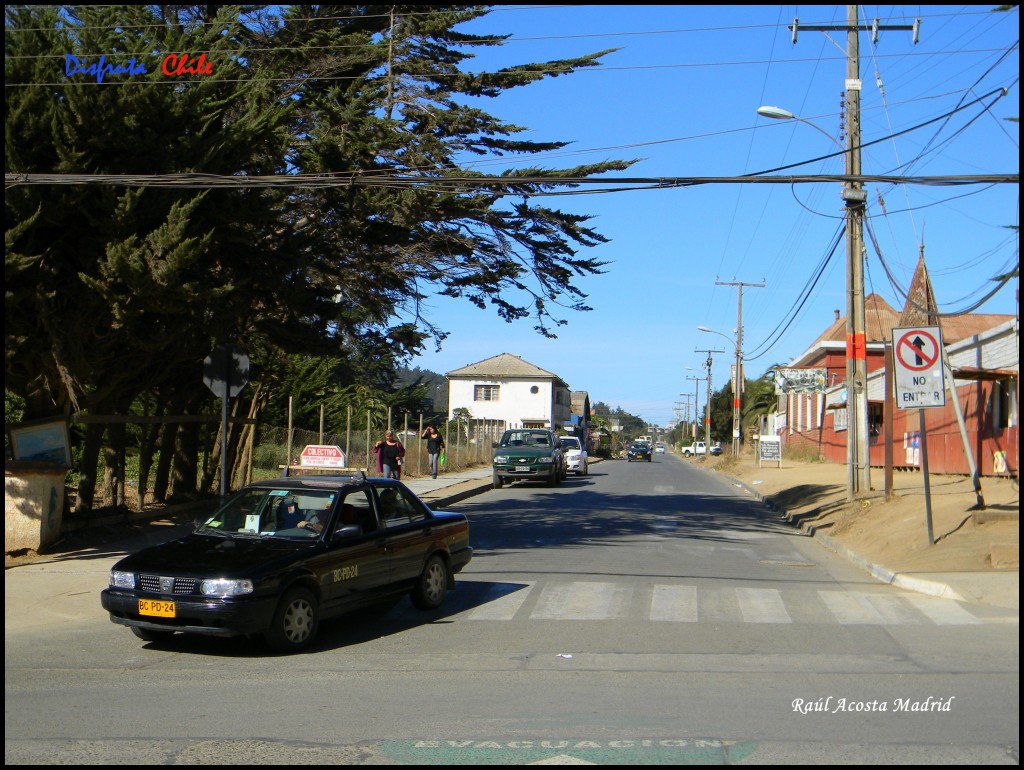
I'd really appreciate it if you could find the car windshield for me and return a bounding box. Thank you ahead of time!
[560,438,581,450]
[501,431,552,448]
[196,487,338,540]
[630,443,646,450]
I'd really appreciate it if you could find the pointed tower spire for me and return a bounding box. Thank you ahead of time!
[898,243,940,327]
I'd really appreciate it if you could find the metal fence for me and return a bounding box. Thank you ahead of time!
[244,415,506,484]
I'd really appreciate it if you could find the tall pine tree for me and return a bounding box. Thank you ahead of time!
[6,5,637,506]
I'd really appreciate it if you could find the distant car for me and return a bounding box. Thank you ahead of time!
[100,473,472,653]
[626,441,652,462]
[492,428,566,488]
[559,436,589,476]
[654,442,666,454]
[710,443,723,456]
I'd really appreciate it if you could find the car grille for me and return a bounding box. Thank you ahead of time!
[139,575,199,595]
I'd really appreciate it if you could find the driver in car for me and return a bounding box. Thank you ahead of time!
[278,498,304,528]
[298,507,329,533]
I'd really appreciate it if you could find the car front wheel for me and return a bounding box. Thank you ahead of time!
[493,472,503,489]
[411,555,449,610]
[265,587,319,653]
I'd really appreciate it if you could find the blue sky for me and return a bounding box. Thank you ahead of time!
[405,5,1019,428]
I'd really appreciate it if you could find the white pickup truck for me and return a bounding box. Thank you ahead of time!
[681,441,707,457]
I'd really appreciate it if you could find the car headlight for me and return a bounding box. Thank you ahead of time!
[538,457,553,464]
[493,455,509,464]
[109,570,135,589]
[200,579,254,597]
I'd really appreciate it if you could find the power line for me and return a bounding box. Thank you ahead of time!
[5,172,1015,190]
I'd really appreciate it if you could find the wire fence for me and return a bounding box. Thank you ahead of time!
[251,418,505,483]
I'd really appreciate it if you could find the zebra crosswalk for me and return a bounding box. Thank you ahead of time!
[400,579,1013,627]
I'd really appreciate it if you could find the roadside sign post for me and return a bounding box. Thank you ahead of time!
[891,326,945,545]
[757,435,782,469]
[203,345,250,499]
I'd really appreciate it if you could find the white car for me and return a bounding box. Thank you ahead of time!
[654,442,666,454]
[559,436,589,476]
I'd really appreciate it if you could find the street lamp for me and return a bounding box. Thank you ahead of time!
[757,103,870,500]
[699,325,742,459]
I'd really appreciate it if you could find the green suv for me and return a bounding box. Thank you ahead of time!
[492,429,566,488]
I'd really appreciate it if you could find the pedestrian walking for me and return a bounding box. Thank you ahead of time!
[373,430,406,479]
[421,424,446,479]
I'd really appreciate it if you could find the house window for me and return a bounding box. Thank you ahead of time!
[988,379,1016,433]
[530,386,539,394]
[869,403,883,437]
[474,384,500,402]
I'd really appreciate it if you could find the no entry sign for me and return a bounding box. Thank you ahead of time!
[891,326,946,409]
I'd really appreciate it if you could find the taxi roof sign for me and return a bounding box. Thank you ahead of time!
[299,445,347,468]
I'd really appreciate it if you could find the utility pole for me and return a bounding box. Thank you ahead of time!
[695,348,724,442]
[716,278,764,458]
[676,394,693,446]
[686,377,706,441]
[789,6,919,499]
[679,394,692,427]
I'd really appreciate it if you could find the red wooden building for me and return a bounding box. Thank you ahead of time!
[775,280,1017,479]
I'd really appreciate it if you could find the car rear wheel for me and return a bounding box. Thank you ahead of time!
[411,555,449,610]
[265,587,319,652]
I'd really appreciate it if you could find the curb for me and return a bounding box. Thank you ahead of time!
[426,481,494,508]
[720,470,971,603]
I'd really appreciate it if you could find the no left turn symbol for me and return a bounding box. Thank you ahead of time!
[895,329,940,372]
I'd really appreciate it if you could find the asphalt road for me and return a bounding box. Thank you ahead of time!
[5,453,1018,765]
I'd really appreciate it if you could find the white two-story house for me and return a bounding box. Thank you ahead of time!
[446,353,572,442]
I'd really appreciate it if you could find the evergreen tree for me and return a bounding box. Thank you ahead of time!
[6,5,637,507]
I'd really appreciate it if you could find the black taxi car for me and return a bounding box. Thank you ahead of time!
[100,473,472,652]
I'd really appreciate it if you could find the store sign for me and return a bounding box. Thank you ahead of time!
[774,368,827,394]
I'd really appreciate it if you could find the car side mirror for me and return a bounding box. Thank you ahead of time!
[492,441,498,448]
[333,524,363,540]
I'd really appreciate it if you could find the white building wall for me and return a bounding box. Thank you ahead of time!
[448,378,556,429]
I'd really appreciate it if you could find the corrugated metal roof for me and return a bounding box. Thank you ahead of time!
[805,294,902,349]
[797,294,1014,359]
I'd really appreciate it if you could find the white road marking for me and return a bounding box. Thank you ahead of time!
[650,585,699,622]
[736,587,793,623]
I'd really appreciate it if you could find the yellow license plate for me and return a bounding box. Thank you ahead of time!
[138,599,176,618]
